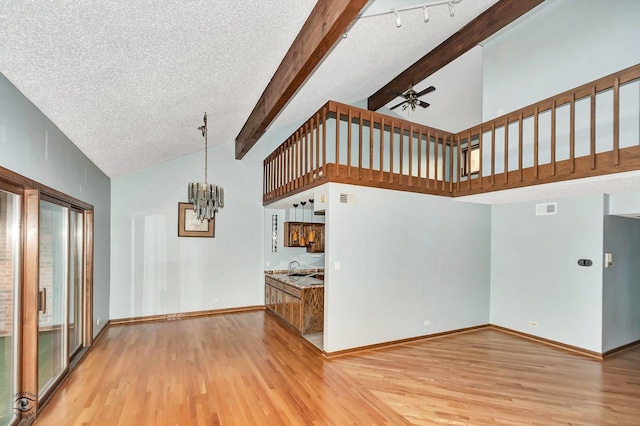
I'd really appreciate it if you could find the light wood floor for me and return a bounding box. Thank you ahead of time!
[35,311,640,425]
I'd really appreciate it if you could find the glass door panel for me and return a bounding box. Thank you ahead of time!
[68,210,83,357]
[0,190,20,426]
[38,201,68,397]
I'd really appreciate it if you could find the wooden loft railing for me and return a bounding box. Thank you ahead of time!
[453,63,640,196]
[263,64,640,205]
[263,101,456,204]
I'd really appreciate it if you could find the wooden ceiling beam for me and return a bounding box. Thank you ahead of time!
[367,0,545,112]
[235,0,368,160]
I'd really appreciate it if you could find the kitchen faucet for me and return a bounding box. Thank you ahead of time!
[288,260,300,275]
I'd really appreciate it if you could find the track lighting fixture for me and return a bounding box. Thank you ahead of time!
[393,9,402,28]
[354,0,464,29]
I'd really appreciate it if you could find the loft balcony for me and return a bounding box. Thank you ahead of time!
[263,64,640,205]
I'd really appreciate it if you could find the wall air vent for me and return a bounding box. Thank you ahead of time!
[339,193,356,206]
[536,202,557,216]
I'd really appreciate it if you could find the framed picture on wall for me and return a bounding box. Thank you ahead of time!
[461,144,480,177]
[178,202,215,237]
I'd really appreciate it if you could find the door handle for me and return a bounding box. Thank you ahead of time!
[38,288,47,314]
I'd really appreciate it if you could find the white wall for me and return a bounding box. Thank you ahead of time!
[110,139,265,318]
[603,215,640,352]
[490,194,605,352]
[0,73,111,336]
[323,183,491,353]
[483,0,640,121]
[609,191,640,217]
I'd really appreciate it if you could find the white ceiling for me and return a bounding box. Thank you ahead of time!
[0,0,498,178]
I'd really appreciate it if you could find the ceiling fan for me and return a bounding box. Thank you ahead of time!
[389,85,436,111]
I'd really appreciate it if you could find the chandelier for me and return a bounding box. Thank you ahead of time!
[187,112,224,221]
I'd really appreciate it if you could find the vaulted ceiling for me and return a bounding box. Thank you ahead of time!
[1,0,507,177]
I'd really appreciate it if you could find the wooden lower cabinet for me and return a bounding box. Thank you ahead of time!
[265,280,323,334]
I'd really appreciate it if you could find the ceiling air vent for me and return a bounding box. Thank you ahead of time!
[536,202,557,216]
[339,193,356,206]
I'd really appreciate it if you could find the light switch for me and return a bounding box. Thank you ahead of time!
[605,253,613,268]
[334,261,341,271]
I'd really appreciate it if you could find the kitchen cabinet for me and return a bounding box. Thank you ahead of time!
[283,222,305,247]
[264,275,323,334]
[283,222,324,253]
[305,224,324,253]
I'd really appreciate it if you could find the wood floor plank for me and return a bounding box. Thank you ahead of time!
[35,313,640,425]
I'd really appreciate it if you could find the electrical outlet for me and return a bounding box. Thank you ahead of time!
[424,320,431,326]
[97,318,101,326]
[334,261,341,271]
[529,321,538,327]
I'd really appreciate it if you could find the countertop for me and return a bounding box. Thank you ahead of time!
[265,272,324,289]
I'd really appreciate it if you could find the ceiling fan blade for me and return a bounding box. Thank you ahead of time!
[389,101,406,110]
[418,100,430,108]
[415,86,436,98]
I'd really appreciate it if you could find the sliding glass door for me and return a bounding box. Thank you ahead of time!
[38,201,68,397]
[0,190,20,426]
[68,210,84,358]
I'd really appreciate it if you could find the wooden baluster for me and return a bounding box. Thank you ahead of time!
[448,135,453,193]
[533,107,539,179]
[277,146,282,196]
[570,94,575,173]
[590,86,596,169]
[263,159,267,200]
[379,117,384,183]
[293,129,301,189]
[551,102,556,176]
[283,139,288,193]
[426,130,431,189]
[358,111,363,180]
[417,129,422,184]
[491,123,496,186]
[613,77,620,166]
[399,124,404,186]
[347,109,352,179]
[433,132,440,189]
[409,126,413,187]
[297,129,302,188]
[369,113,374,181]
[306,121,311,183]
[335,108,340,177]
[322,107,327,178]
[504,120,509,183]
[456,134,461,192]
[519,113,524,182]
[390,121,395,184]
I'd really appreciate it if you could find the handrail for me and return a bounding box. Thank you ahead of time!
[264,63,640,204]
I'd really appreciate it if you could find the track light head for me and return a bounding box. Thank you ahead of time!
[393,9,402,28]
[423,6,430,22]
[448,1,455,17]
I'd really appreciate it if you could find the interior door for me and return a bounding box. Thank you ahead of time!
[0,190,20,426]
[38,200,68,398]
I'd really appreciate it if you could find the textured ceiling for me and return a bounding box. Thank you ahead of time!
[0,0,499,178]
